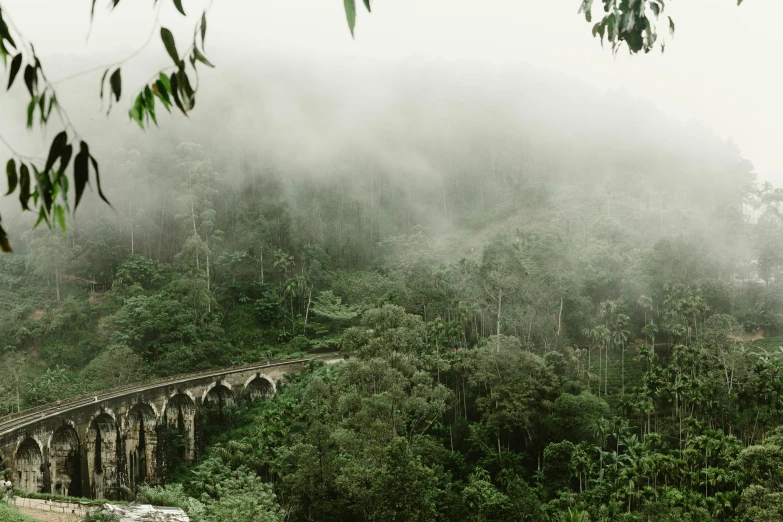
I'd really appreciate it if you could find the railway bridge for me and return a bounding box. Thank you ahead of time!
[0,355,340,500]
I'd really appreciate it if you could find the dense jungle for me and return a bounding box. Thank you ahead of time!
[0,0,782,519]
[1,64,783,521]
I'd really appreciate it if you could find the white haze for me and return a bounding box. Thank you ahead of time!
[0,0,781,185]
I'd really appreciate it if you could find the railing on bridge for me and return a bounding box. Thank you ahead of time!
[0,354,340,427]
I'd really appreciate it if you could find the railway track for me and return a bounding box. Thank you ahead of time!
[0,354,340,439]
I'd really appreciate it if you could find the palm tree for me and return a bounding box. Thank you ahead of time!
[641,322,659,357]
[598,300,619,396]
[590,417,611,478]
[618,434,643,512]
[611,314,631,396]
[553,508,591,522]
[572,442,594,493]
[583,325,608,395]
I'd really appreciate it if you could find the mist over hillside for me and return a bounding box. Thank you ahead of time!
[1,56,757,262]
[3,26,783,521]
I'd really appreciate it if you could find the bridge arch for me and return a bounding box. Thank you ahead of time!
[126,403,158,488]
[86,409,118,432]
[15,437,43,494]
[244,374,276,401]
[0,450,8,481]
[163,392,196,461]
[49,422,81,498]
[164,392,195,428]
[86,412,119,499]
[202,381,234,408]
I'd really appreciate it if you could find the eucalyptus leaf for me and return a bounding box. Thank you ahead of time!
[344,0,356,37]
[161,28,180,65]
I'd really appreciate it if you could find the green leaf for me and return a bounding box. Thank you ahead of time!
[129,92,145,128]
[644,17,655,48]
[57,143,73,182]
[160,27,180,65]
[154,79,172,111]
[7,52,21,90]
[5,158,16,195]
[0,40,8,67]
[363,0,371,12]
[585,9,591,22]
[55,204,66,234]
[627,30,643,53]
[668,16,675,36]
[607,13,616,40]
[201,11,207,48]
[649,2,660,17]
[99,68,109,100]
[18,163,30,210]
[0,11,16,50]
[59,174,69,201]
[177,69,194,109]
[344,0,356,37]
[44,131,68,174]
[26,96,37,128]
[144,85,157,125]
[34,165,53,211]
[110,68,121,102]
[89,153,109,205]
[0,221,11,252]
[193,47,214,67]
[34,205,48,227]
[73,142,88,210]
[158,72,171,93]
[23,64,36,96]
[169,72,187,115]
[91,0,98,21]
[46,94,56,122]
[173,0,186,15]
[38,94,46,124]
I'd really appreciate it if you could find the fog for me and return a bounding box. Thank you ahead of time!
[5,8,783,507]
[1,0,781,183]
[0,0,774,264]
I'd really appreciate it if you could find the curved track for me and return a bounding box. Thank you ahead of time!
[0,354,340,439]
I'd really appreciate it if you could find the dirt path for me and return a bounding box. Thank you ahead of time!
[15,506,81,522]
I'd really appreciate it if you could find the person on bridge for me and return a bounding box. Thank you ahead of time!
[3,479,12,504]
[57,400,61,408]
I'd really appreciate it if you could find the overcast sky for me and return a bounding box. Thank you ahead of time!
[3,0,782,185]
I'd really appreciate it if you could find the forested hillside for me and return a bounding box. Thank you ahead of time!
[2,66,783,520]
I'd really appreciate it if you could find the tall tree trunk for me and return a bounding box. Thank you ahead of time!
[496,287,502,351]
[621,342,625,396]
[206,250,211,313]
[191,202,200,270]
[304,288,312,327]
[259,246,264,284]
[598,344,602,397]
[604,343,611,395]
[129,202,134,255]
[54,263,60,302]
[557,297,563,336]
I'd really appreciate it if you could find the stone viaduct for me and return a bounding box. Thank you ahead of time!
[0,355,341,500]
